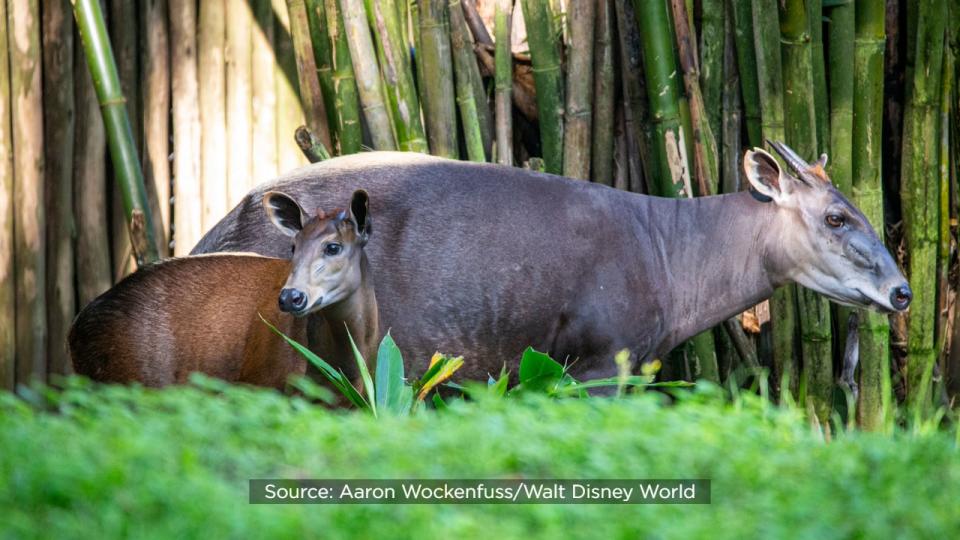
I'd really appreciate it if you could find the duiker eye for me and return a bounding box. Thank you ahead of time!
[825,214,845,228]
[324,243,343,256]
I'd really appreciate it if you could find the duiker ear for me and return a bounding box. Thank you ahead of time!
[743,148,797,205]
[263,191,309,237]
[349,190,371,245]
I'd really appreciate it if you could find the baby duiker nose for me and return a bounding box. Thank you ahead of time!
[278,288,308,312]
[890,284,912,311]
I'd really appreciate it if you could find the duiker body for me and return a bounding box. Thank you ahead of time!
[70,191,376,389]
[194,143,911,381]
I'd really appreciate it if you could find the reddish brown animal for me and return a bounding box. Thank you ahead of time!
[69,190,376,390]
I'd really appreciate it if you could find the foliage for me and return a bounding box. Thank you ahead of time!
[1,379,958,539]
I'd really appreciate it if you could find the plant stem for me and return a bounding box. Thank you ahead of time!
[520,0,564,173]
[562,0,595,179]
[494,0,513,165]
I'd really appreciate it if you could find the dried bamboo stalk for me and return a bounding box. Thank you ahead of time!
[0,0,15,388]
[142,0,170,255]
[199,0,229,230]
[252,0,278,179]
[590,0,614,185]
[275,0,309,171]
[287,0,333,149]
[227,0,254,205]
[561,0,595,179]
[169,0,202,256]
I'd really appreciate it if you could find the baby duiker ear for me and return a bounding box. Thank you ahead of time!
[743,148,798,205]
[349,190,371,245]
[263,191,309,237]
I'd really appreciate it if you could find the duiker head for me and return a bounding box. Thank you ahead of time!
[263,189,371,316]
[745,141,911,313]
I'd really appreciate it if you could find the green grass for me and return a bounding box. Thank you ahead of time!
[1,377,958,539]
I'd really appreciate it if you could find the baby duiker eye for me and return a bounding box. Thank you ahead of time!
[324,243,343,256]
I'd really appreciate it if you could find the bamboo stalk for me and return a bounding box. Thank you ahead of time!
[370,0,428,152]
[43,0,76,369]
[494,0,513,165]
[199,0,229,231]
[339,0,396,150]
[108,0,137,280]
[275,0,308,171]
[306,0,338,146]
[615,0,653,192]
[454,0,492,157]
[12,0,47,381]
[699,0,724,143]
[561,0,594,179]
[227,0,254,204]
[448,0,485,161]
[142,0,170,256]
[420,0,459,158]
[851,0,890,430]
[73,14,111,309]
[520,0,564,174]
[169,0,202,256]
[0,0,14,389]
[671,0,719,197]
[901,0,947,415]
[590,0,614,185]
[295,125,333,162]
[461,0,491,45]
[936,45,952,367]
[808,0,829,153]
[634,0,692,198]
[827,0,854,361]
[252,0,278,180]
[730,0,761,147]
[780,0,833,425]
[752,0,797,396]
[325,0,363,155]
[721,4,741,194]
[287,0,333,149]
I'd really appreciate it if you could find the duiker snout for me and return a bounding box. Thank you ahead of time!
[278,287,308,313]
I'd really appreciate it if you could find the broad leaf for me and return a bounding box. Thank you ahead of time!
[518,347,564,393]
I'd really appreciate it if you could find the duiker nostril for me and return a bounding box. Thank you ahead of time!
[890,284,912,310]
[278,288,307,312]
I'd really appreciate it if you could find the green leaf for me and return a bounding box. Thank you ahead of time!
[432,393,448,410]
[518,347,564,393]
[345,324,377,417]
[417,354,465,400]
[259,314,369,410]
[374,331,409,414]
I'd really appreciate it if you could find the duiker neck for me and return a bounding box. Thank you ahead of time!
[322,254,380,361]
[635,190,789,353]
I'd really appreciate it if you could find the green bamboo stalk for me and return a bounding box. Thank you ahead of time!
[562,0,595,179]
[295,125,333,162]
[340,0,396,150]
[288,0,333,149]
[753,0,797,397]
[521,0,564,174]
[252,0,279,181]
[808,0,829,153]
[851,0,890,431]
[700,0,724,143]
[307,0,338,144]
[901,0,946,416]
[369,0,428,152]
[721,4,741,194]
[590,0,614,184]
[730,0,762,146]
[0,0,14,389]
[828,0,854,358]
[275,0,308,170]
[780,0,833,426]
[73,0,160,264]
[494,0,513,165]
[43,0,76,368]
[419,0,459,158]
[449,0,485,161]
[936,46,952,366]
[634,0,692,197]
[325,0,363,154]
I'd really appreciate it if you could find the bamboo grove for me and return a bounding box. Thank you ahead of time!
[0,0,957,431]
